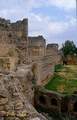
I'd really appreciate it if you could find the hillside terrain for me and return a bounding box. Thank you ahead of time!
[45,65,77,94]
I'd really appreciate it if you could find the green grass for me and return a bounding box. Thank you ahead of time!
[55,64,64,72]
[45,65,77,94]
[45,75,65,91]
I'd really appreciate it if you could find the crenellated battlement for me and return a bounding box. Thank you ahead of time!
[0,18,28,38]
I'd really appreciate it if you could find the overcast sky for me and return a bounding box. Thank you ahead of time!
[0,0,77,46]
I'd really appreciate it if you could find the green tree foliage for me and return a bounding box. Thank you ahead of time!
[61,40,77,57]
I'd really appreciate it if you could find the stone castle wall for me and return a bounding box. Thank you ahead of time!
[0,17,28,39]
[0,69,46,120]
[0,17,62,85]
[0,18,28,66]
[0,17,62,120]
[28,36,46,58]
[46,44,61,65]
[28,38,61,85]
[31,56,54,85]
[0,44,18,71]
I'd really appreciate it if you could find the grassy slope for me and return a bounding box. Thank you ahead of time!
[45,65,77,94]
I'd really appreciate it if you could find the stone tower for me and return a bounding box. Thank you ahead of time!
[28,36,46,60]
[11,18,29,64]
[0,18,29,67]
[46,44,60,64]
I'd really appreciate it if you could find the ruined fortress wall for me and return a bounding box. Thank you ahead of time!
[0,18,28,39]
[0,17,57,86]
[0,18,29,65]
[10,18,28,39]
[46,44,61,65]
[34,87,77,119]
[0,44,18,71]
[46,44,58,55]
[0,30,19,45]
[0,18,28,47]
[28,36,46,58]
[37,56,54,85]
[12,19,29,64]
[31,55,54,85]
[0,70,46,120]
[28,37,56,85]
[34,87,62,115]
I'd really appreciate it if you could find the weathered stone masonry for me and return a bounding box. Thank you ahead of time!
[34,87,77,119]
[0,17,28,65]
[0,17,61,120]
[0,17,48,120]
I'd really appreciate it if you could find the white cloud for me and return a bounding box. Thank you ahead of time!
[0,0,76,20]
[0,0,76,45]
[28,12,77,45]
[48,0,76,10]
[28,13,76,36]
[23,0,76,11]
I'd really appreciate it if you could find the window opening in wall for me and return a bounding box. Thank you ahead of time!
[39,95,46,105]
[61,99,68,113]
[8,33,12,38]
[51,98,58,106]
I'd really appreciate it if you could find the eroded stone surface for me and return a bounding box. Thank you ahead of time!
[0,68,47,120]
[0,17,61,120]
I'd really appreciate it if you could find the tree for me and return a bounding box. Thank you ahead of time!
[61,40,77,57]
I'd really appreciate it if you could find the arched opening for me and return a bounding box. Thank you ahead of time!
[73,101,77,112]
[31,63,38,84]
[8,33,12,38]
[39,95,46,105]
[61,99,68,113]
[51,98,58,106]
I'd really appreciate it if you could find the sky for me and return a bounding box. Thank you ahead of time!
[0,0,77,46]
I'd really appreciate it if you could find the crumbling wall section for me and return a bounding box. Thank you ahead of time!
[46,44,61,65]
[29,36,46,59]
[0,18,29,65]
[0,68,46,120]
[31,55,54,86]
[34,87,77,119]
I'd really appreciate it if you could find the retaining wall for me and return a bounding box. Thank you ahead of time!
[34,87,77,119]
